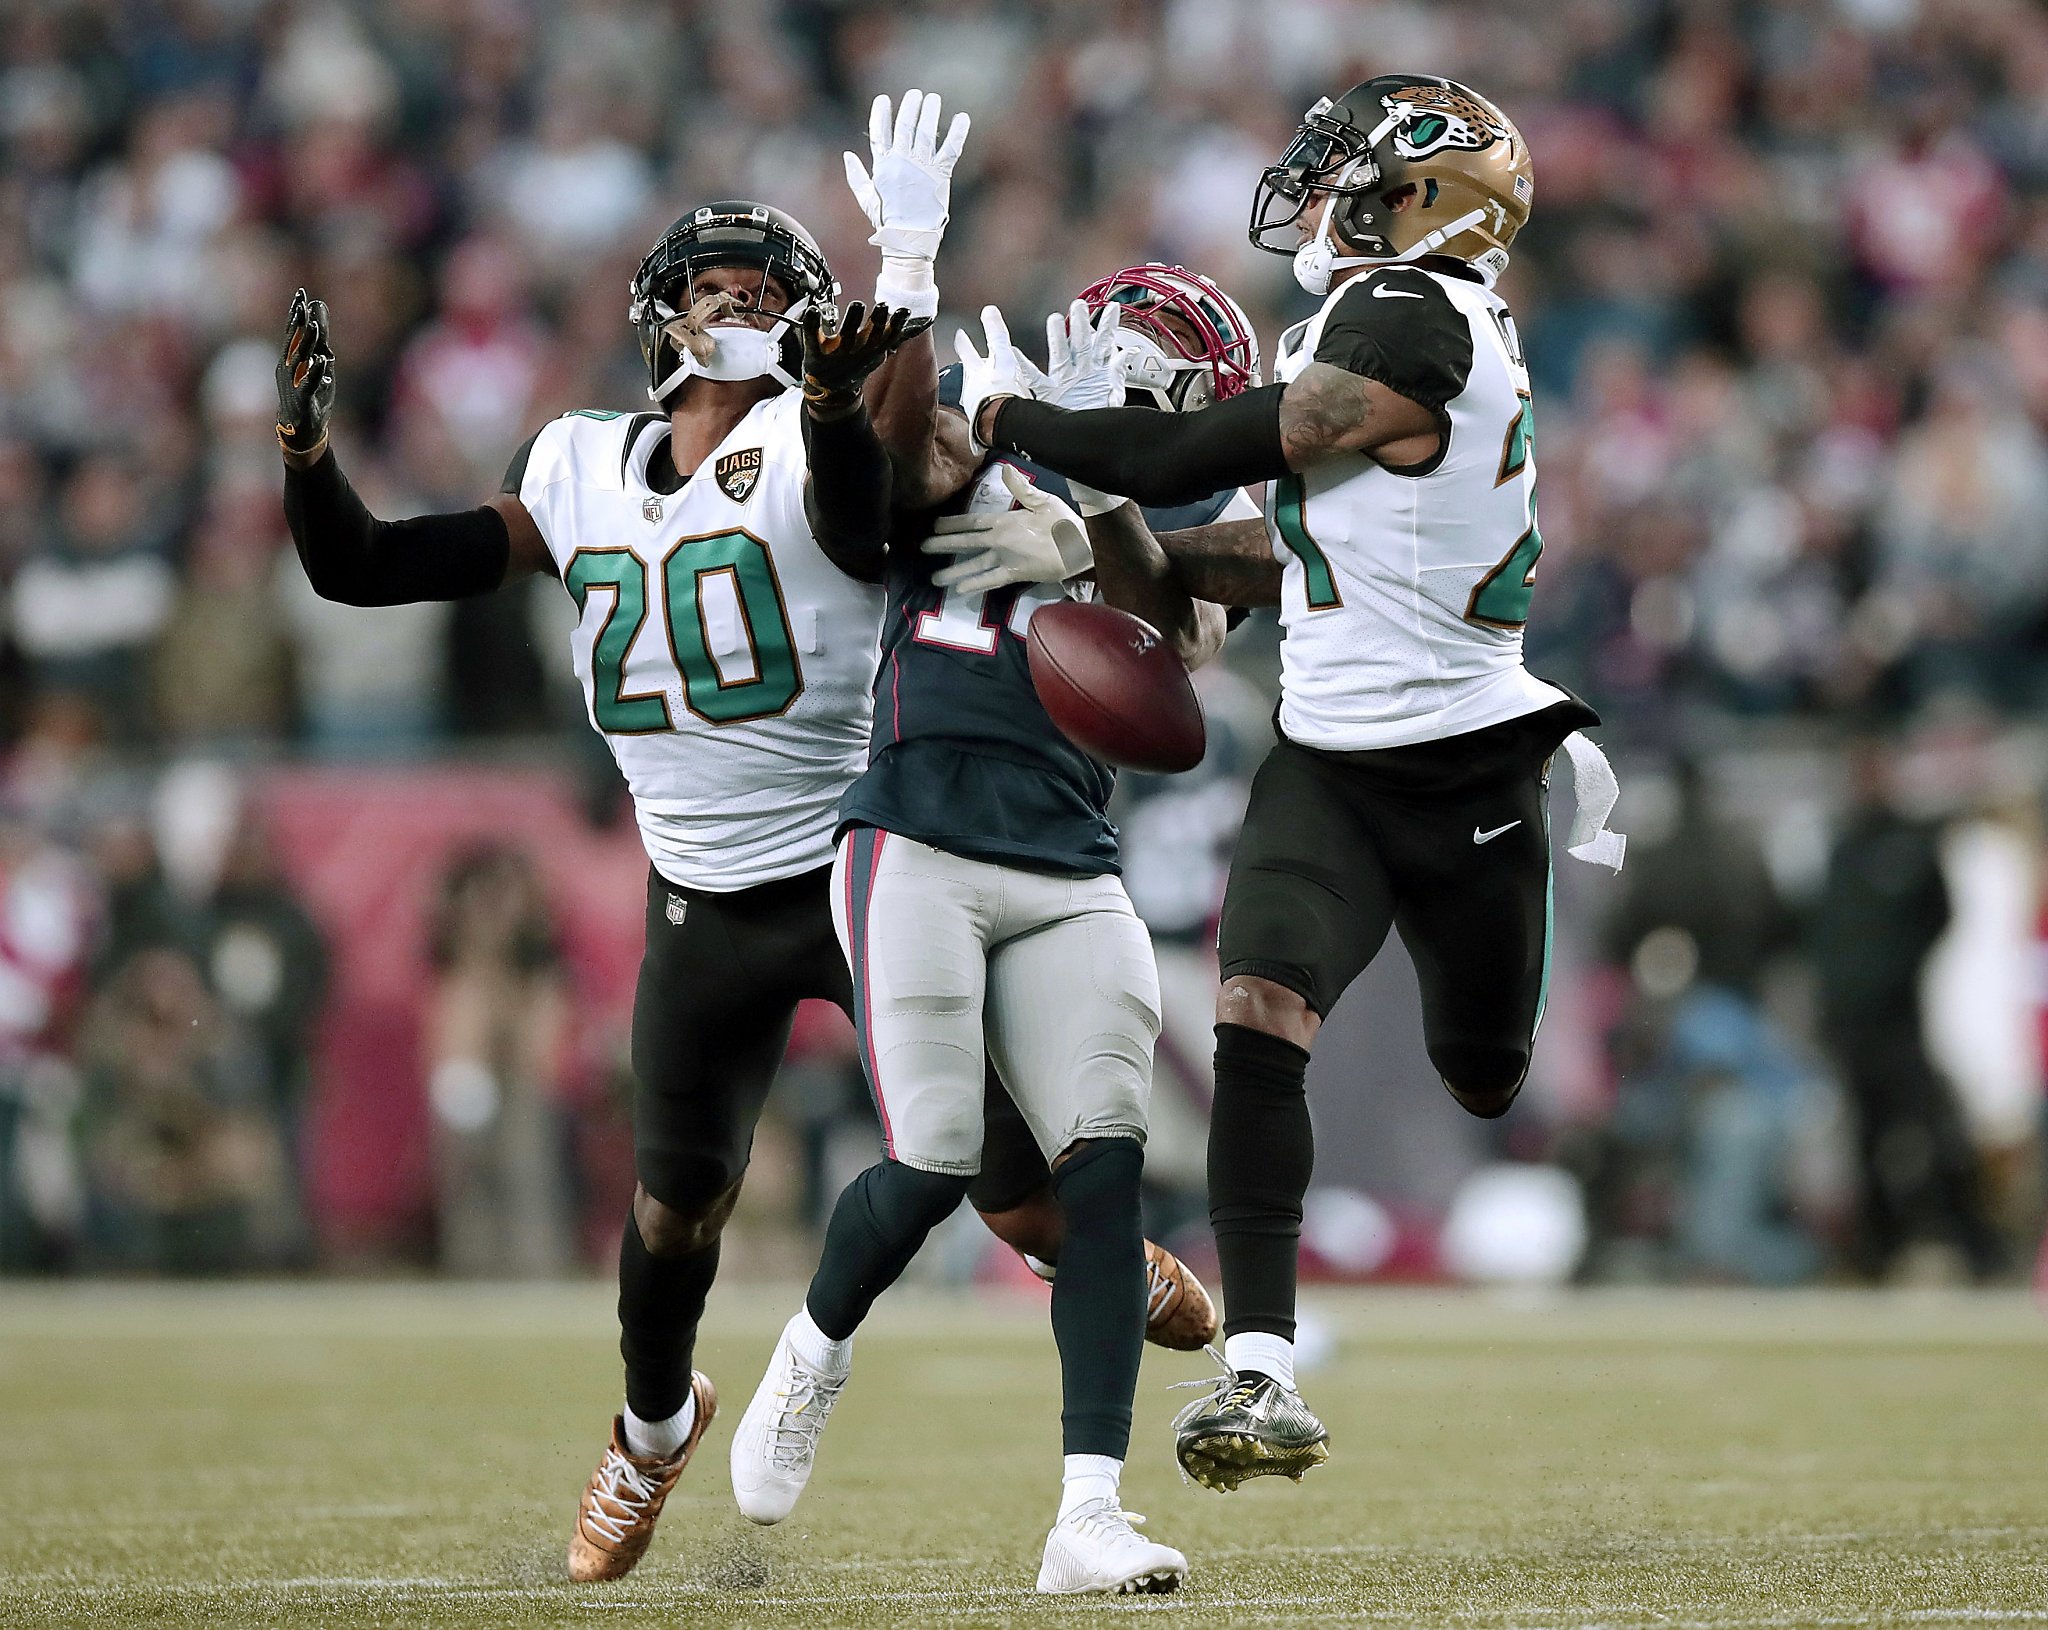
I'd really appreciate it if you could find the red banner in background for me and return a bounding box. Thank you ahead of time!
[256,766,649,1255]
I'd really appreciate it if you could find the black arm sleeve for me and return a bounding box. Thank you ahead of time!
[283,449,511,606]
[987,383,1288,507]
[801,404,892,583]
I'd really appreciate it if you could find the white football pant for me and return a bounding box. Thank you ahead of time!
[831,828,1160,1175]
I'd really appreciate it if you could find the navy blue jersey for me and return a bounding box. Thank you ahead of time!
[836,367,1242,875]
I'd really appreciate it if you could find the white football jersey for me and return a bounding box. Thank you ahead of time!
[1266,263,1567,750]
[517,393,884,890]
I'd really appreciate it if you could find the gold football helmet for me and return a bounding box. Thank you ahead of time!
[1249,75,1533,294]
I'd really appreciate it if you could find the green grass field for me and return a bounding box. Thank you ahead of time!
[2,1283,2045,1629]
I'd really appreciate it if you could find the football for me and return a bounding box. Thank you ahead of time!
[1026,600,1206,774]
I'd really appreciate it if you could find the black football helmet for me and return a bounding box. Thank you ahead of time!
[628,201,838,402]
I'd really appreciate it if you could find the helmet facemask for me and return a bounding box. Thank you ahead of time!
[629,203,838,403]
[1077,264,1261,414]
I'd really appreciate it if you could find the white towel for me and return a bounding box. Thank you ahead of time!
[1561,731,1626,871]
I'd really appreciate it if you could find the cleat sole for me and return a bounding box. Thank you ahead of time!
[1176,1427,1331,1493]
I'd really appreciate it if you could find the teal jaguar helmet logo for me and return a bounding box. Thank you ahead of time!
[1385,85,1508,160]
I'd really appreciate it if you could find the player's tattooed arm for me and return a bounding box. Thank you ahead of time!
[1085,503,1228,668]
[974,357,1440,502]
[1155,519,1283,609]
[1276,360,1440,467]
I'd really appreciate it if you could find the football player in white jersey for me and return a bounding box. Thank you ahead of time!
[947,75,1626,1491]
[275,193,937,1577]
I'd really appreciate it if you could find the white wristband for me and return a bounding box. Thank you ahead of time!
[874,257,938,320]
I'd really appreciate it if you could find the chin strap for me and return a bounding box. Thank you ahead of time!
[1294,197,1498,295]
[1290,117,1506,295]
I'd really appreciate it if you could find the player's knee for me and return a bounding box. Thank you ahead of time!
[976,1187,1062,1261]
[857,1159,973,1234]
[1216,975,1320,1050]
[1049,1135,1144,1220]
[1431,1044,1529,1120]
[633,1179,741,1257]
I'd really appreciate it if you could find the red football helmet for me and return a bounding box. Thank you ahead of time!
[1076,263,1261,413]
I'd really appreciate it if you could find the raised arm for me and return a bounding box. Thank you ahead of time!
[969,364,1434,506]
[864,327,981,509]
[800,301,923,582]
[843,90,977,510]
[960,267,1459,504]
[276,289,548,606]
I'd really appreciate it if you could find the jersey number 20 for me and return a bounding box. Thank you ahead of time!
[566,531,801,730]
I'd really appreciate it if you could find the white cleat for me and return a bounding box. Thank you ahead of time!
[730,1316,847,1525]
[1035,1497,1188,1595]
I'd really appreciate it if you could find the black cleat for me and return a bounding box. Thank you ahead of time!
[1171,1354,1330,1492]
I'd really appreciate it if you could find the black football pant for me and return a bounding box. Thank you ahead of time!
[1207,699,1597,1340]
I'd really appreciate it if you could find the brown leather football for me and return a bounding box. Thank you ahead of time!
[1026,600,1206,775]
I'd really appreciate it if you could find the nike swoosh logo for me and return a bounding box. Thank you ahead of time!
[1473,821,1522,844]
[1372,286,1425,299]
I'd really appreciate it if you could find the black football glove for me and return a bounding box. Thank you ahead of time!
[801,300,927,419]
[276,287,337,459]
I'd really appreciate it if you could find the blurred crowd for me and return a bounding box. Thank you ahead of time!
[1,0,2046,1285]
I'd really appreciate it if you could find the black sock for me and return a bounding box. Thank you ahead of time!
[617,1209,720,1422]
[1048,1138,1146,1459]
[805,1159,970,1340]
[1208,1022,1313,1342]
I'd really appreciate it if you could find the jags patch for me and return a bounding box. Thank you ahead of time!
[715,447,763,503]
[1385,83,1512,160]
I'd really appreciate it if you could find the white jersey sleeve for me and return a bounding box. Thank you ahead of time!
[522,397,884,891]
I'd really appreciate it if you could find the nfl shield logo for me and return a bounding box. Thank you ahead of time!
[666,893,688,926]
[715,447,763,503]
[642,497,663,524]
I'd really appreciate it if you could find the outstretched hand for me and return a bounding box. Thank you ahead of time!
[1040,299,1124,412]
[276,287,336,461]
[801,301,927,418]
[954,306,1033,454]
[923,465,1094,593]
[843,89,970,265]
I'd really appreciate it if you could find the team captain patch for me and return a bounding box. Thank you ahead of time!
[715,447,763,502]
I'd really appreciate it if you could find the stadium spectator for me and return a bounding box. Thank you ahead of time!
[1811,739,2007,1282]
[8,453,178,743]
[423,843,574,1278]
[78,945,289,1274]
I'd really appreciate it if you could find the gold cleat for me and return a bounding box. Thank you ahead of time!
[1171,1362,1330,1492]
[567,1372,716,1582]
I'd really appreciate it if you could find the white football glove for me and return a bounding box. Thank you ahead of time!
[954,306,1032,455]
[1041,299,1124,411]
[923,466,1094,594]
[843,89,969,319]
[1034,300,1129,515]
